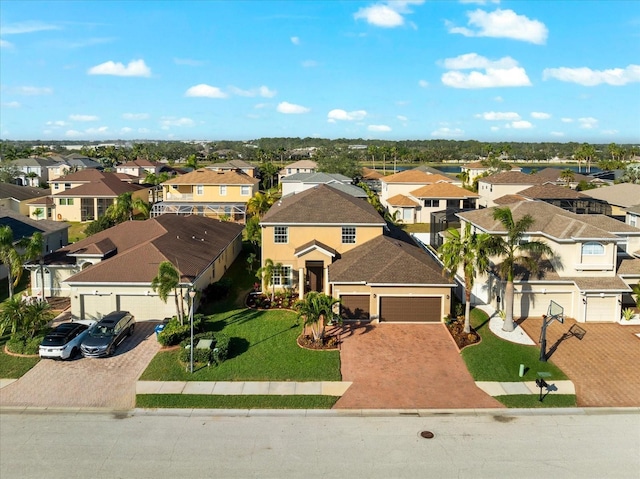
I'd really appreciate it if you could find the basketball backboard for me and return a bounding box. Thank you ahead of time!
[547,300,564,323]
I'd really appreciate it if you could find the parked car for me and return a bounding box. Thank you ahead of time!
[80,311,135,358]
[39,320,96,360]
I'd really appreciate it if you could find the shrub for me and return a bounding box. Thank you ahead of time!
[6,331,48,355]
[622,308,635,321]
[178,331,230,366]
[156,314,205,347]
[202,278,233,303]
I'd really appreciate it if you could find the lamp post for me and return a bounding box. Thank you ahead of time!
[189,289,196,373]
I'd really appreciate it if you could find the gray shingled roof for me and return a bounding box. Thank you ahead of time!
[280,172,351,183]
[582,183,640,208]
[261,184,385,225]
[0,183,48,201]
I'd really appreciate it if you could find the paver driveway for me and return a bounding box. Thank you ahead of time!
[0,322,160,410]
[334,323,503,409]
[519,317,640,407]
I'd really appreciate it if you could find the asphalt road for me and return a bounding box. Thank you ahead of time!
[1,409,638,478]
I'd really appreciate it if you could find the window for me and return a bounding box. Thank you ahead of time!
[241,185,250,196]
[274,226,288,243]
[196,185,204,195]
[272,266,292,287]
[59,198,74,206]
[402,208,413,221]
[53,183,59,190]
[630,216,637,227]
[582,242,605,256]
[342,226,356,244]
[423,199,438,208]
[219,185,227,196]
[64,183,71,189]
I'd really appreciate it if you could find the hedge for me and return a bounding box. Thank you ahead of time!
[178,331,230,366]
[156,314,204,347]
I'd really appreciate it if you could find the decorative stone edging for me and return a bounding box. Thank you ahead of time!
[3,344,39,358]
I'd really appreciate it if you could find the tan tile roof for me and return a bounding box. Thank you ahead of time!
[329,235,452,285]
[284,160,317,169]
[25,196,54,206]
[582,183,640,208]
[518,183,588,199]
[118,159,159,168]
[535,167,591,183]
[410,183,479,198]
[381,170,451,184]
[494,194,526,205]
[571,276,631,292]
[361,167,383,180]
[52,175,145,197]
[64,215,243,284]
[163,168,259,185]
[480,171,546,185]
[462,161,486,169]
[386,194,420,207]
[261,184,385,225]
[457,200,640,240]
[617,256,640,275]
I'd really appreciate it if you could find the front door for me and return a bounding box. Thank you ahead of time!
[306,261,324,292]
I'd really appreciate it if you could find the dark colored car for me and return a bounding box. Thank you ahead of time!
[80,311,135,358]
[39,321,95,360]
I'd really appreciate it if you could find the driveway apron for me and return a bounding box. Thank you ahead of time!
[334,323,503,409]
[0,322,160,410]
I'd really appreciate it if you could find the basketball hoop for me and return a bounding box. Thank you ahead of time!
[540,300,565,362]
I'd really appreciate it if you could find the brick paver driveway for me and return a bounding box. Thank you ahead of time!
[0,322,160,410]
[334,323,502,409]
[519,317,640,407]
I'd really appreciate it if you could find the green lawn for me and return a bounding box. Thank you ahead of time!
[136,394,338,409]
[0,336,40,378]
[496,394,577,408]
[67,222,87,243]
[462,308,567,382]
[401,223,430,234]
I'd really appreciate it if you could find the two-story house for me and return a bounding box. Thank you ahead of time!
[208,160,257,177]
[476,171,547,208]
[280,172,366,198]
[47,157,102,182]
[153,168,259,222]
[11,157,58,187]
[278,160,318,181]
[115,159,162,182]
[456,201,640,323]
[260,184,454,322]
[493,183,610,215]
[581,183,640,218]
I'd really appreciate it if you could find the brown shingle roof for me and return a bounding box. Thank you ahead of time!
[361,167,383,180]
[480,171,546,185]
[329,235,452,285]
[261,184,385,225]
[518,183,588,200]
[52,175,145,197]
[381,170,451,184]
[462,161,486,169]
[534,167,591,183]
[386,194,420,207]
[410,183,479,198]
[494,194,526,205]
[582,183,640,208]
[163,168,259,185]
[617,256,640,275]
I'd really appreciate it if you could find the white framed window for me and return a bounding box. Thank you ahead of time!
[402,208,413,221]
[423,199,438,208]
[241,185,250,196]
[219,185,227,196]
[630,216,637,227]
[59,198,74,206]
[582,242,605,256]
[196,185,204,195]
[342,226,356,244]
[274,226,288,243]
[53,183,59,190]
[272,266,292,287]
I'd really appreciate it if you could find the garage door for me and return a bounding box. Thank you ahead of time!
[340,295,370,320]
[117,295,170,321]
[379,297,441,323]
[586,296,616,322]
[80,294,116,321]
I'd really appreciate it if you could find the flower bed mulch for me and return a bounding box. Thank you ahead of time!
[446,316,481,350]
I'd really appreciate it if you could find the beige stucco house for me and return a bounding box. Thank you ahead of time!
[477,171,547,208]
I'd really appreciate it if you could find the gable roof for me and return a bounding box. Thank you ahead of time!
[283,160,317,169]
[261,184,385,225]
[51,175,145,197]
[461,161,487,169]
[517,183,588,200]
[0,183,48,201]
[280,172,352,184]
[329,235,452,286]
[63,215,243,284]
[535,167,591,183]
[0,206,68,238]
[410,183,479,198]
[11,157,58,168]
[361,167,383,180]
[386,194,420,207]
[479,171,546,185]
[457,201,640,241]
[163,168,259,185]
[51,168,111,183]
[494,194,526,205]
[581,183,640,208]
[381,170,451,184]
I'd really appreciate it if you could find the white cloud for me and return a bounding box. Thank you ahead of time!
[160,117,195,129]
[531,111,551,120]
[442,66,531,88]
[85,126,109,134]
[69,114,98,122]
[254,103,268,109]
[277,102,310,114]
[448,8,548,44]
[87,59,151,77]
[430,127,464,138]
[120,127,133,134]
[229,85,277,98]
[327,109,367,121]
[507,120,533,129]
[368,124,391,132]
[542,64,640,86]
[291,36,300,45]
[601,129,618,135]
[65,129,82,138]
[494,96,504,102]
[46,120,68,127]
[490,126,500,132]
[442,53,518,70]
[1,39,14,48]
[459,0,500,4]
[173,58,206,66]
[2,101,20,108]
[258,86,277,98]
[1,21,61,35]
[476,111,520,121]
[397,115,408,121]
[561,118,573,123]
[578,117,598,129]
[301,60,318,68]
[550,131,565,137]
[354,1,425,28]
[185,84,228,98]
[418,79,429,88]
[122,112,149,120]
[13,86,53,95]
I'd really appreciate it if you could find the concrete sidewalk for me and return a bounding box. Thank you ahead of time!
[476,380,575,397]
[136,381,352,396]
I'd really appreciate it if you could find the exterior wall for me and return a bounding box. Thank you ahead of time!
[477,181,531,207]
[380,182,423,205]
[30,265,77,298]
[549,240,617,278]
[163,183,258,203]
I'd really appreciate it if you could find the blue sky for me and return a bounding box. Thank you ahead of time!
[1,0,639,143]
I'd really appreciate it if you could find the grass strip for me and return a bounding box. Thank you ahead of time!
[495,394,577,408]
[136,394,338,409]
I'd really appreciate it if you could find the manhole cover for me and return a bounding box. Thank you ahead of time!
[420,431,435,439]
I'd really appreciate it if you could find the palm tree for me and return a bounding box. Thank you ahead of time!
[243,216,262,253]
[23,300,53,339]
[295,291,340,342]
[185,154,199,170]
[106,192,149,222]
[488,207,555,332]
[0,226,24,299]
[631,281,640,309]
[560,169,574,187]
[0,297,25,336]
[151,261,184,324]
[247,191,273,218]
[439,223,493,333]
[256,258,282,301]
[21,232,45,301]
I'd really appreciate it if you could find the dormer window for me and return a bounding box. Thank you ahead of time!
[582,242,604,256]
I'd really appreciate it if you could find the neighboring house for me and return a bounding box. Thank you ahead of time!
[208,159,257,177]
[494,183,610,215]
[626,204,640,229]
[0,183,49,216]
[0,207,69,282]
[456,201,640,323]
[280,172,366,198]
[44,169,147,222]
[47,157,102,182]
[534,167,593,189]
[152,168,259,222]
[476,171,546,208]
[115,159,162,182]
[460,161,491,185]
[413,165,460,183]
[379,170,453,209]
[27,215,243,320]
[11,157,58,187]
[581,183,640,217]
[360,167,383,193]
[260,184,453,322]
[278,160,318,180]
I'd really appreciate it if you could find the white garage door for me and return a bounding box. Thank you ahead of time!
[116,295,169,321]
[81,294,116,321]
[585,296,616,322]
[514,292,572,319]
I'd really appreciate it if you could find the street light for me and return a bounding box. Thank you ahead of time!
[189,289,196,373]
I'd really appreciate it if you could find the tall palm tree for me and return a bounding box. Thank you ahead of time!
[106,192,149,222]
[0,226,24,299]
[439,223,493,333]
[21,232,45,301]
[295,291,340,342]
[151,261,184,324]
[488,207,555,332]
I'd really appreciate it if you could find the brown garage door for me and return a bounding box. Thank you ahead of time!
[340,295,370,320]
[380,297,441,322]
